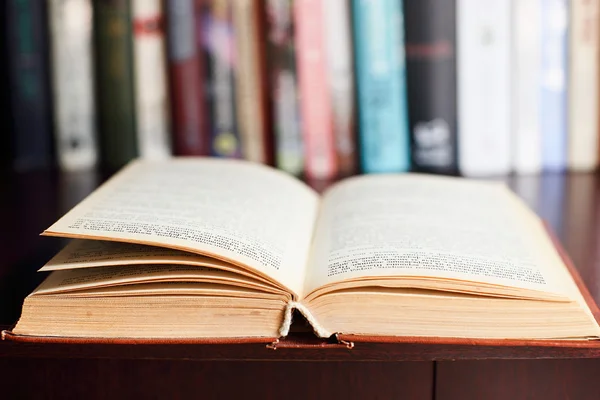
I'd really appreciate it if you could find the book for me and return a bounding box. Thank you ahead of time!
[49,0,98,171]
[232,0,273,165]
[6,158,600,342]
[265,0,303,175]
[404,0,458,175]
[132,0,172,160]
[295,0,337,179]
[541,0,568,171]
[457,0,511,177]
[5,0,54,171]
[94,0,138,170]
[568,0,600,171]
[512,0,543,175]
[352,0,410,174]
[325,0,356,177]
[165,0,210,156]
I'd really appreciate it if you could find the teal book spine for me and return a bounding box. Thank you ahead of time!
[352,0,410,173]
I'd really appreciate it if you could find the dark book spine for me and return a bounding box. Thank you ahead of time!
[5,0,53,171]
[166,0,209,156]
[94,0,138,170]
[403,0,458,174]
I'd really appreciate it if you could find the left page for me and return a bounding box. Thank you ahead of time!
[44,158,320,298]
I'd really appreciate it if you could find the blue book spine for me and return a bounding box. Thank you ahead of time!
[353,0,410,173]
[540,0,568,171]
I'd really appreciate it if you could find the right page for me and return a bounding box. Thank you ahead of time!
[304,174,580,301]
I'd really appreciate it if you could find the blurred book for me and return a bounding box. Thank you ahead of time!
[404,0,458,175]
[5,0,54,171]
[266,0,303,175]
[165,0,210,156]
[295,0,336,179]
[353,0,410,174]
[457,0,511,177]
[512,0,542,175]
[94,0,138,170]
[233,0,273,165]
[568,0,600,171]
[541,0,568,171]
[49,0,98,171]
[132,0,172,160]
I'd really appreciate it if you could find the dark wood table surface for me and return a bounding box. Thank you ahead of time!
[1,169,599,399]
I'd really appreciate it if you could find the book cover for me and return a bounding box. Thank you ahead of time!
[512,0,543,175]
[541,0,568,171]
[404,0,458,175]
[295,0,337,179]
[132,0,172,160]
[325,0,356,177]
[568,0,599,171]
[94,0,138,170]
[49,0,97,171]
[166,0,210,156]
[353,0,410,174]
[265,0,303,175]
[5,0,54,171]
[457,0,511,177]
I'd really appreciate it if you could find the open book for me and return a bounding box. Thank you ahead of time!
[6,158,600,341]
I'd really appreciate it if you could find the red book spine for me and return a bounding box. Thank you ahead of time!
[294,0,337,179]
[165,0,209,155]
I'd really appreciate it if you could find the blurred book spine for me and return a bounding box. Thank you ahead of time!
[204,0,241,158]
[512,0,542,175]
[5,0,53,171]
[353,0,410,173]
[457,0,511,177]
[94,0,138,170]
[568,0,599,171]
[132,0,171,160]
[166,0,209,156]
[541,0,568,171]
[265,0,303,175]
[233,0,273,164]
[404,0,458,175]
[295,0,337,179]
[49,0,97,171]
[325,0,356,177]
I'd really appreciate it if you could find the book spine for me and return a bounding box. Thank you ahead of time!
[512,0,543,174]
[94,0,138,170]
[49,0,97,171]
[352,0,410,173]
[6,0,53,171]
[132,0,171,160]
[325,0,357,177]
[265,0,303,175]
[233,0,272,164]
[204,0,241,158]
[166,0,209,156]
[568,0,599,171]
[295,0,337,179]
[404,0,458,174]
[457,0,511,177]
[541,0,568,171]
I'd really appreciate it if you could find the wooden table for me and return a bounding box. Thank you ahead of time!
[1,169,599,399]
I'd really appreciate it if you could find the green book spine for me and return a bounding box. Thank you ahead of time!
[94,0,138,170]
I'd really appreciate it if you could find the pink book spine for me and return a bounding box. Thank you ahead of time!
[294,0,337,179]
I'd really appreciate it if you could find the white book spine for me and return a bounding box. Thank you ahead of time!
[569,0,600,171]
[132,0,172,160]
[49,0,97,171]
[512,0,542,174]
[457,0,512,176]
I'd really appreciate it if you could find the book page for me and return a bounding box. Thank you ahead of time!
[44,158,320,298]
[304,174,578,299]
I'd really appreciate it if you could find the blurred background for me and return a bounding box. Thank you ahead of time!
[0,0,598,180]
